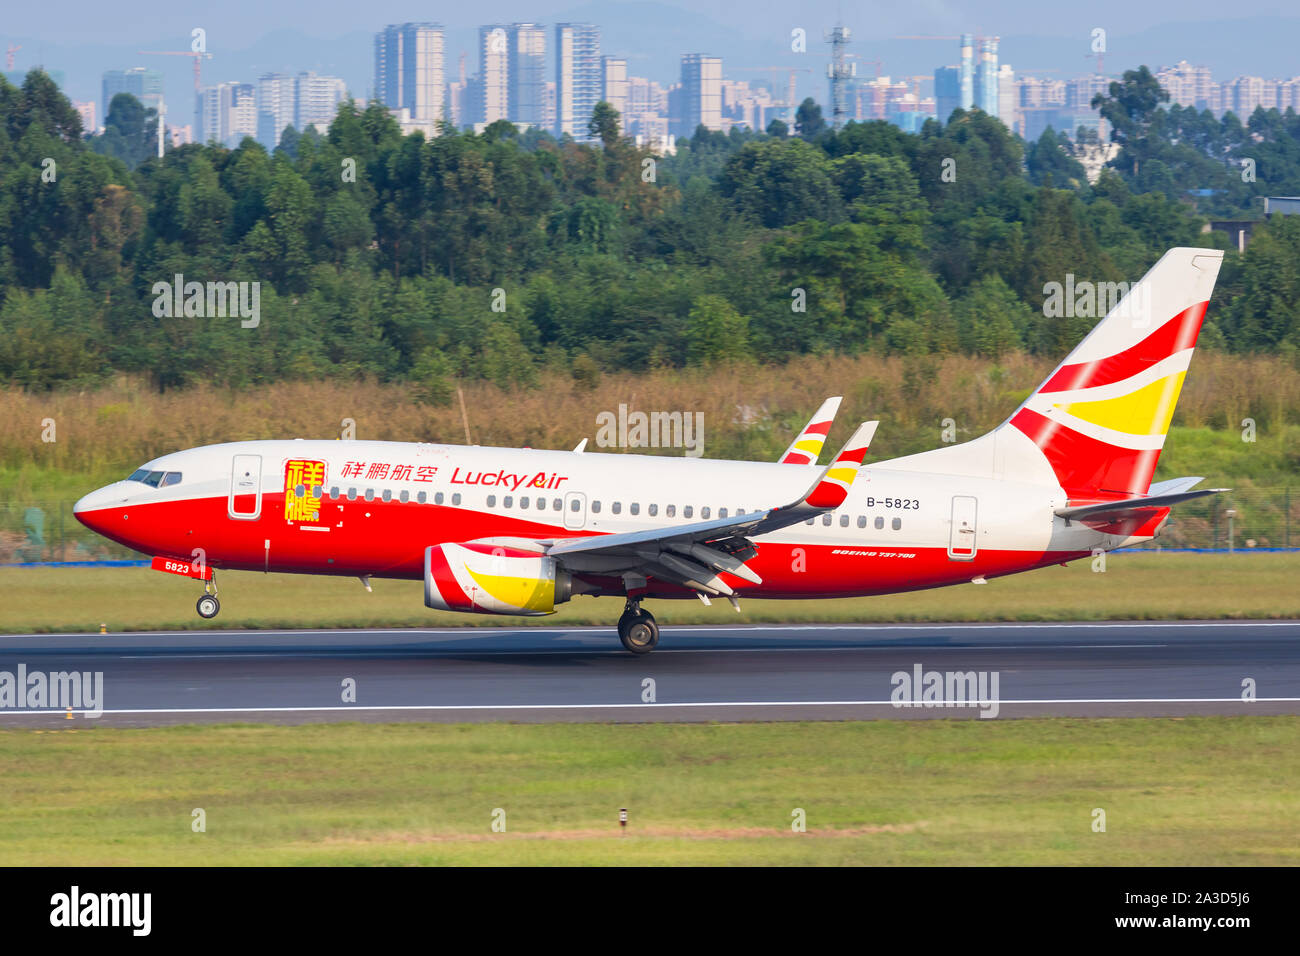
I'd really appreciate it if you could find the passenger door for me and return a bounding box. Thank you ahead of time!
[948,495,978,560]
[229,454,263,520]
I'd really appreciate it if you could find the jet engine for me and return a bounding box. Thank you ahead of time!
[424,542,572,615]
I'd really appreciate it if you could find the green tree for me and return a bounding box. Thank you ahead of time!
[794,98,825,141]
[588,101,621,149]
[685,294,749,365]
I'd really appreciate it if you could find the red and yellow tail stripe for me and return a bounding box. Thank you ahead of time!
[1011,302,1207,496]
[780,396,842,464]
[804,420,878,509]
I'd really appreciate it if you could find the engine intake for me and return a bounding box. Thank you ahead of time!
[424,543,572,616]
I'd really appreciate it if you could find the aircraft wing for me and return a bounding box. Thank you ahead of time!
[546,421,878,597]
[778,396,842,464]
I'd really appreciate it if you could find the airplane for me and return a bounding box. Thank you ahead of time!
[75,247,1225,654]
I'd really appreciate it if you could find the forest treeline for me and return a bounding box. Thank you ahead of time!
[2,65,1300,394]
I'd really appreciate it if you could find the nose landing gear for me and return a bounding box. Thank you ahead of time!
[196,575,220,619]
[617,600,658,654]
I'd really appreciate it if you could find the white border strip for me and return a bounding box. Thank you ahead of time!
[3,698,1299,717]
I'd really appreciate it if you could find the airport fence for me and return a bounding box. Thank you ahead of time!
[1,488,1297,565]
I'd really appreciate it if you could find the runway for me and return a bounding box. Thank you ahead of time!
[1,621,1298,726]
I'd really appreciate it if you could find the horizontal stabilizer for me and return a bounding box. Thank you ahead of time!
[1055,487,1227,522]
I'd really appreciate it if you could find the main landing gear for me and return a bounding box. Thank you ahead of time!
[617,600,658,655]
[196,574,220,619]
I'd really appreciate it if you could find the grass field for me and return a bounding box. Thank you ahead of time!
[0,717,1294,865]
[0,552,1296,634]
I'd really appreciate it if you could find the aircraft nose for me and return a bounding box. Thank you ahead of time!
[74,482,136,530]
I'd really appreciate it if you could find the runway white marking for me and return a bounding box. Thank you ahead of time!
[7,621,1299,640]
[3,698,1298,717]
[100,642,1173,661]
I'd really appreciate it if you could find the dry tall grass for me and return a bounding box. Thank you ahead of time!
[2,351,1297,478]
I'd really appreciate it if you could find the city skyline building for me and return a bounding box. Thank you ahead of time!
[678,53,722,136]
[602,56,628,120]
[102,67,163,122]
[479,25,510,126]
[555,22,601,140]
[374,22,445,130]
[508,23,547,126]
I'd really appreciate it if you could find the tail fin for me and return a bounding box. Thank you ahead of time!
[779,396,842,464]
[1005,247,1223,498]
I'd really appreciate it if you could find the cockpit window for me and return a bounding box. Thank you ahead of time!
[127,469,181,487]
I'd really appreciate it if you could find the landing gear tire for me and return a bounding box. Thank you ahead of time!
[196,594,220,619]
[618,608,658,655]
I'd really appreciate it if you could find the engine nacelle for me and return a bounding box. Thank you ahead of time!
[424,543,571,616]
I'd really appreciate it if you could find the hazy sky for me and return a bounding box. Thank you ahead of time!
[6,0,1294,45]
[6,1,1297,109]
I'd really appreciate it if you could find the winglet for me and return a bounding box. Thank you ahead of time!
[803,421,877,509]
[779,396,842,464]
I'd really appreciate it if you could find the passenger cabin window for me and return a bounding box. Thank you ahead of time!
[892,517,902,530]
[417,491,427,504]
[570,499,581,512]
[399,490,409,503]
[364,489,375,502]
[701,507,711,519]
[666,505,676,518]
[719,508,728,518]
[874,517,884,530]
[840,515,849,527]
[552,498,561,510]
[591,500,601,513]
[452,493,462,506]
[487,495,497,507]
[648,504,657,517]
[312,485,324,498]
[347,488,358,501]
[504,496,513,508]
[382,490,392,503]
[683,506,693,519]
[612,502,622,515]
[330,486,340,499]
[821,514,832,526]
[630,503,639,516]
[294,484,306,498]
[435,492,445,505]
[857,515,866,528]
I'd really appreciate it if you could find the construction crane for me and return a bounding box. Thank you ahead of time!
[5,44,20,72]
[137,49,213,95]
